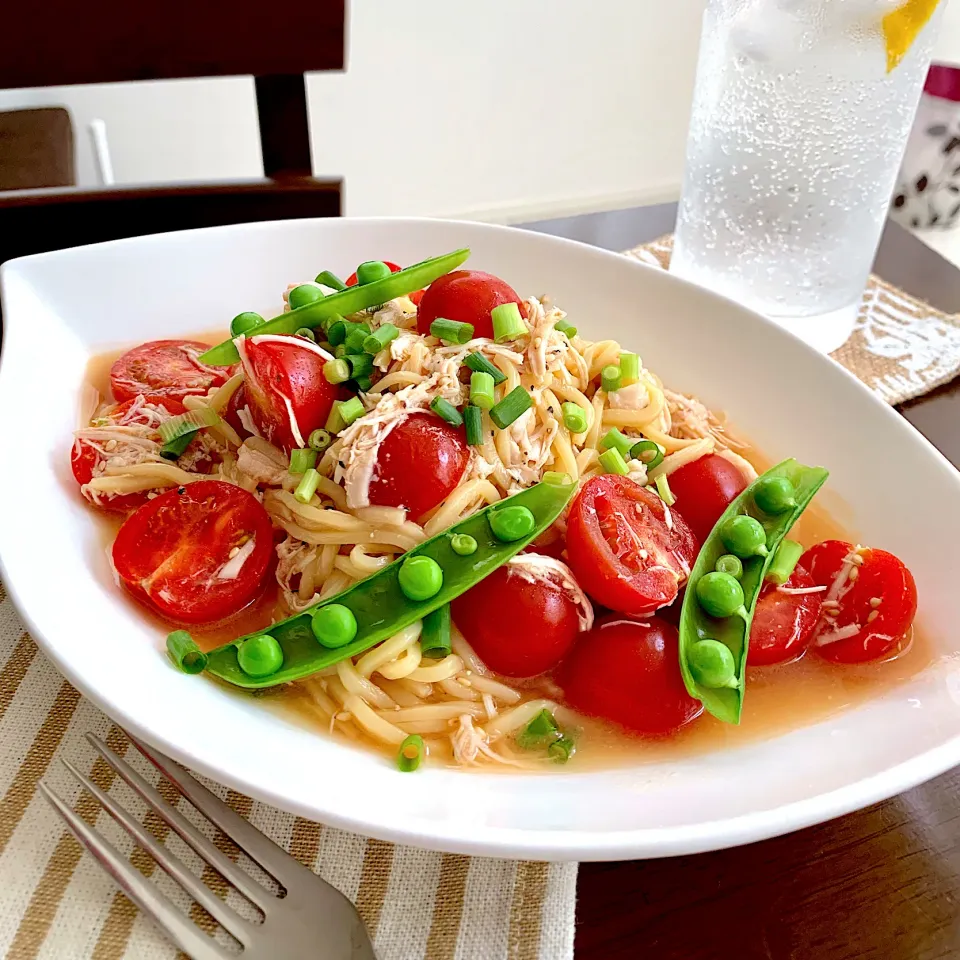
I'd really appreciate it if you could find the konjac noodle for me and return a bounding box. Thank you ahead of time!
[72,251,925,772]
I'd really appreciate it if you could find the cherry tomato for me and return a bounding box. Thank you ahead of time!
[558,615,703,736]
[238,335,340,452]
[367,413,469,520]
[416,270,524,340]
[565,475,697,616]
[71,396,185,513]
[801,540,917,664]
[224,384,251,439]
[747,565,822,666]
[110,340,231,404]
[452,557,582,678]
[112,480,273,624]
[669,454,749,544]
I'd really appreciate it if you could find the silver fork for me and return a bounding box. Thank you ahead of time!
[39,732,377,960]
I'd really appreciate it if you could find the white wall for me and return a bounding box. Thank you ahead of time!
[0,0,956,221]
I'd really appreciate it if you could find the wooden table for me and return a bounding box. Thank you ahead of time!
[523,204,960,960]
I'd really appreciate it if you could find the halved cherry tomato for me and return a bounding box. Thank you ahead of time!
[224,383,251,439]
[345,261,424,305]
[110,340,232,404]
[238,335,340,452]
[801,540,917,664]
[747,565,822,666]
[71,396,185,513]
[565,475,697,616]
[557,615,703,736]
[669,454,749,544]
[112,480,273,624]
[452,556,582,677]
[416,270,524,340]
[367,413,469,520]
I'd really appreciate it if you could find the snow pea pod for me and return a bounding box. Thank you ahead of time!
[199,475,576,689]
[678,458,829,724]
[199,248,471,367]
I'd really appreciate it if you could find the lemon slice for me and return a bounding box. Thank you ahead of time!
[883,0,941,73]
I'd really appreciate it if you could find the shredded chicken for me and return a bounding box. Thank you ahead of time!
[664,388,748,450]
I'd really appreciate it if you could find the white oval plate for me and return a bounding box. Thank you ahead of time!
[1,218,959,861]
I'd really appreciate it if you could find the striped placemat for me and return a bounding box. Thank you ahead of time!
[0,582,576,960]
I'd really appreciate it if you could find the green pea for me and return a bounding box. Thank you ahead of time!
[312,603,358,648]
[715,554,743,579]
[230,311,264,338]
[450,534,478,556]
[289,284,324,310]
[753,475,797,515]
[398,556,443,601]
[688,639,738,689]
[696,571,746,619]
[236,634,283,678]
[356,260,393,285]
[720,515,769,559]
[488,505,536,543]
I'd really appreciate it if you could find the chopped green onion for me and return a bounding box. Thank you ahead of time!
[354,375,374,392]
[398,556,443,601]
[554,317,578,339]
[334,344,349,359]
[599,448,629,476]
[318,341,334,353]
[429,396,463,427]
[450,533,478,556]
[344,322,372,353]
[430,317,475,344]
[166,630,207,675]
[323,358,351,384]
[157,407,221,444]
[345,353,374,378]
[655,473,676,506]
[561,402,587,434]
[236,634,283,678]
[463,352,507,384]
[716,554,744,579]
[159,431,196,461]
[396,734,424,773]
[308,428,333,453]
[363,323,400,354]
[314,270,348,292]
[230,311,264,338]
[325,404,347,433]
[294,467,321,504]
[289,284,324,310]
[337,397,365,426]
[516,708,560,750]
[598,428,635,460]
[421,605,452,659]
[542,471,573,486]
[464,404,483,446]
[619,352,640,386]
[765,538,804,585]
[356,260,393,285]
[491,302,526,342]
[469,372,496,410]
[488,504,536,542]
[295,326,317,341]
[630,439,664,470]
[327,318,348,346]
[489,386,532,429]
[289,448,317,475]
[312,603,358,648]
[601,364,622,393]
[548,736,576,763]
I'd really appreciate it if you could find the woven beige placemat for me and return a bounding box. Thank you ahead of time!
[0,583,576,960]
[627,235,960,404]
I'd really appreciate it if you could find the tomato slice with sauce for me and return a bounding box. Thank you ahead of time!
[557,615,703,736]
[452,555,586,678]
[237,335,340,452]
[112,480,273,624]
[416,270,525,340]
[565,476,697,616]
[366,413,469,520]
[747,565,822,666]
[801,540,917,664]
[110,340,232,404]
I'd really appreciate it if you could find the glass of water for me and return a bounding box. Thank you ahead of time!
[671,0,946,353]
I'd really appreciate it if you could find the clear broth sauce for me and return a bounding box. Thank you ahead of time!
[83,342,934,770]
